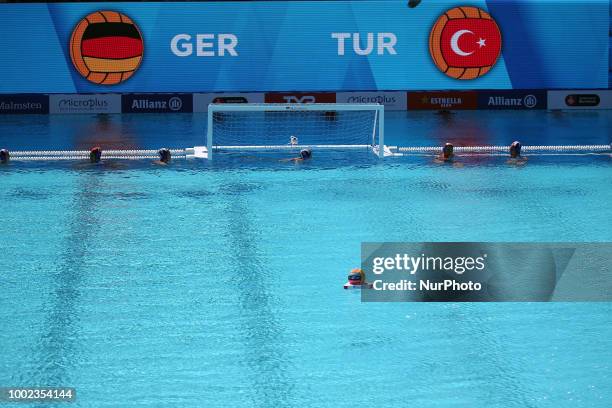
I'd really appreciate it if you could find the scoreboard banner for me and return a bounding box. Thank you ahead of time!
[0,1,609,93]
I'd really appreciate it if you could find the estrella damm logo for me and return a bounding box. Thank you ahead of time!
[429,6,502,80]
[69,11,143,85]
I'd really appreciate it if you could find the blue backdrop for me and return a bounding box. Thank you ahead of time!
[0,0,609,93]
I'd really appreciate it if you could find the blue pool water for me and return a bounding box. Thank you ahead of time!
[0,111,611,407]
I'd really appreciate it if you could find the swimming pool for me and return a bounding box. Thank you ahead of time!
[0,111,611,407]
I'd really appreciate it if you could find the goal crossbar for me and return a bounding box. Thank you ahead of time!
[213,144,371,150]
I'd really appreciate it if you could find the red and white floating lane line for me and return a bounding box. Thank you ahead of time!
[397,144,611,153]
[4,144,610,161]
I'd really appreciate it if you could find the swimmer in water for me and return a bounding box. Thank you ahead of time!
[89,146,102,164]
[0,149,9,164]
[154,148,171,165]
[507,141,528,165]
[348,268,365,285]
[435,143,454,162]
[434,143,463,166]
[289,135,298,146]
[344,268,372,289]
[293,148,312,162]
[74,146,125,169]
[280,148,312,162]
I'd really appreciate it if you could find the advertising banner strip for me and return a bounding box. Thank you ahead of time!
[193,93,265,112]
[50,94,121,114]
[264,93,337,104]
[407,91,478,110]
[336,92,406,111]
[122,93,193,113]
[477,90,547,110]
[547,90,612,110]
[360,242,612,302]
[3,90,612,115]
[0,94,49,114]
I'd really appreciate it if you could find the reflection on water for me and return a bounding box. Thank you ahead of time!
[0,111,610,152]
[221,180,294,407]
[9,188,51,200]
[22,173,103,389]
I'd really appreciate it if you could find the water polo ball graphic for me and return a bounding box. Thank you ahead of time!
[70,11,143,85]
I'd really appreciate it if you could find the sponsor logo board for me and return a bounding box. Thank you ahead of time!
[407,91,478,110]
[477,90,546,109]
[0,94,49,114]
[548,90,612,110]
[264,92,336,104]
[122,94,193,113]
[50,94,121,114]
[193,93,265,112]
[336,92,406,110]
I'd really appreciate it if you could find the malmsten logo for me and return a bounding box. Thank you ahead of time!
[429,6,502,80]
[70,11,143,85]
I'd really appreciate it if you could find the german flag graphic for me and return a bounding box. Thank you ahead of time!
[70,11,143,85]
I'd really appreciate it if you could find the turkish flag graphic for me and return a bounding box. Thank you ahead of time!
[440,19,501,68]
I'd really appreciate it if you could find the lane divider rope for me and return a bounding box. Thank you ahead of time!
[4,144,610,161]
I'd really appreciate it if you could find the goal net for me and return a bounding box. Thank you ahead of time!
[204,103,385,159]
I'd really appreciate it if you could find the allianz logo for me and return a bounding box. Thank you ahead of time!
[488,95,537,108]
[347,95,397,104]
[59,98,108,108]
[132,97,183,111]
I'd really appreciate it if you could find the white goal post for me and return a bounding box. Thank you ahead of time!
[202,103,385,160]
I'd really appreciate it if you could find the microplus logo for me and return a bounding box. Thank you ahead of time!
[59,98,108,109]
[50,94,120,114]
[337,92,406,110]
[347,95,397,104]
